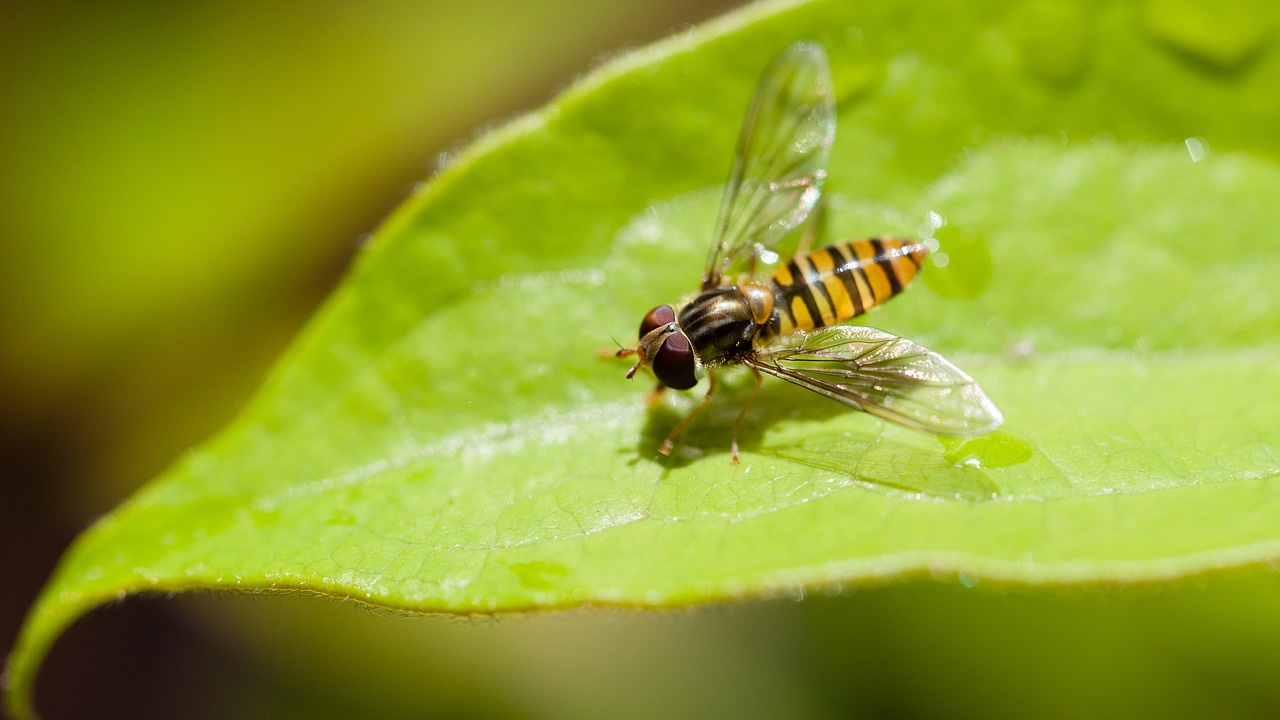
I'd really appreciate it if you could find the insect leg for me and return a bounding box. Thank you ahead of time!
[659,371,717,456]
[730,366,764,465]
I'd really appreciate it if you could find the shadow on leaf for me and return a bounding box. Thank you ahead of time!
[633,374,999,502]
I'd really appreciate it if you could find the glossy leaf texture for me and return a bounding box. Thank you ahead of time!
[8,0,1280,715]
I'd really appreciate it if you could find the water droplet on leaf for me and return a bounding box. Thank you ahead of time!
[1184,136,1210,162]
[509,561,570,591]
[940,431,1034,469]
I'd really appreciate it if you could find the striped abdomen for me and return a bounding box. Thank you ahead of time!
[767,238,928,336]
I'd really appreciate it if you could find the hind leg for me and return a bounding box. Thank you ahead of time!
[659,372,717,456]
[729,368,763,464]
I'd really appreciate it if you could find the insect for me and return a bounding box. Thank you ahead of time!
[616,42,1002,463]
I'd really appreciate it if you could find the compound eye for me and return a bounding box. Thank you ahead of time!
[652,332,697,390]
[639,305,676,339]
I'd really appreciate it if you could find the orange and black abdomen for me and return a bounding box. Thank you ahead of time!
[767,238,928,336]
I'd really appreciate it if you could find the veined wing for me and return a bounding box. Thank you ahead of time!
[745,326,1003,437]
[702,41,835,289]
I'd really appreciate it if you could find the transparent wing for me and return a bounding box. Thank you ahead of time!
[702,41,835,289]
[746,326,1003,437]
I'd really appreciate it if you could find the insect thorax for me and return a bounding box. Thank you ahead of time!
[677,286,771,361]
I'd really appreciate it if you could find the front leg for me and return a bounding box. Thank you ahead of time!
[659,371,718,456]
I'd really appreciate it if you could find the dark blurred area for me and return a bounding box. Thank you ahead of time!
[6,2,1280,719]
[0,2,742,717]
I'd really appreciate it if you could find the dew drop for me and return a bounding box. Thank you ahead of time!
[916,210,945,238]
[932,251,951,268]
[509,561,569,591]
[246,499,281,528]
[1006,339,1036,360]
[1184,136,1210,162]
[958,571,980,589]
[326,509,358,526]
[939,431,1034,469]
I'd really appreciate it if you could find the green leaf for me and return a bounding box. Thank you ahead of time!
[9,0,1280,715]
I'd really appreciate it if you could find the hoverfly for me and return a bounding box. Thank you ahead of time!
[616,42,1002,463]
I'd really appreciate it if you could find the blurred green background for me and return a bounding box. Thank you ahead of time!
[4,2,1280,719]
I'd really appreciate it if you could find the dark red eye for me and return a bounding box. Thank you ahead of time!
[639,304,676,339]
[652,332,697,390]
